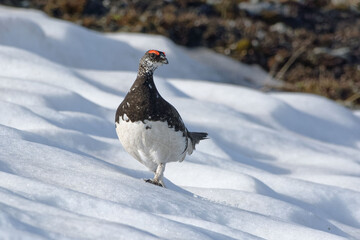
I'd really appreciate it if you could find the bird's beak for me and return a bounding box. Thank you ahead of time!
[161,55,169,64]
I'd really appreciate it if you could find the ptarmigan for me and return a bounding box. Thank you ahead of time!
[115,50,208,187]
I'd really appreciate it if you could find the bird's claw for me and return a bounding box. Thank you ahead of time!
[144,179,165,187]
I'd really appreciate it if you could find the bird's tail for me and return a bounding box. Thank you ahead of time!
[189,132,208,150]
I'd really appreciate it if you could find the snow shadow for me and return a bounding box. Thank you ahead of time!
[0,202,53,239]
[73,71,127,97]
[42,92,115,138]
[0,16,143,71]
[207,130,290,175]
[0,160,14,174]
[271,103,360,149]
[275,192,355,239]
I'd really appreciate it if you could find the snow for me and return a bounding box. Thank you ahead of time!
[0,5,360,240]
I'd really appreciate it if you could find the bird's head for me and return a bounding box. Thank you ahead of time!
[139,50,168,75]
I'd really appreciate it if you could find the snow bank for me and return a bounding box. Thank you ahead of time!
[0,5,359,240]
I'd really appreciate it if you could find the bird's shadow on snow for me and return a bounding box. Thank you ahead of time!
[160,178,196,196]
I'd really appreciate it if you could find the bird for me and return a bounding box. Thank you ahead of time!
[115,50,208,187]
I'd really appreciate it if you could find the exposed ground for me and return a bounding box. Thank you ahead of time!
[1,0,359,108]
[1,6,360,239]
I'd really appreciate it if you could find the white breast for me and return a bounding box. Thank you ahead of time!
[116,116,188,172]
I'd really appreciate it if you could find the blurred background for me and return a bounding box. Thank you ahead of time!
[1,0,359,109]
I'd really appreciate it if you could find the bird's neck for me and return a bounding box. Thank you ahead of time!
[137,64,157,78]
[133,67,157,92]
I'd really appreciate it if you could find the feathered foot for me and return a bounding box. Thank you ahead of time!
[145,179,165,187]
[144,163,166,187]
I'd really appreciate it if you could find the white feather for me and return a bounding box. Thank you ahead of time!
[116,118,188,172]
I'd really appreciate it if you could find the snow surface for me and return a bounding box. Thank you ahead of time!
[0,5,360,240]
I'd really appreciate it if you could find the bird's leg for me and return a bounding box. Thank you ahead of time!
[145,163,166,187]
[154,163,166,186]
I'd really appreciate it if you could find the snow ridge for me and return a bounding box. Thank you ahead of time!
[0,6,359,240]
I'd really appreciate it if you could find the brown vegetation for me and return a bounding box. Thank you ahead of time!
[1,0,359,108]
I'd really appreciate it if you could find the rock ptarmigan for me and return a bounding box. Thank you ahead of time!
[115,50,208,187]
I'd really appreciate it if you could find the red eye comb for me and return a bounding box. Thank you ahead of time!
[148,50,160,55]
